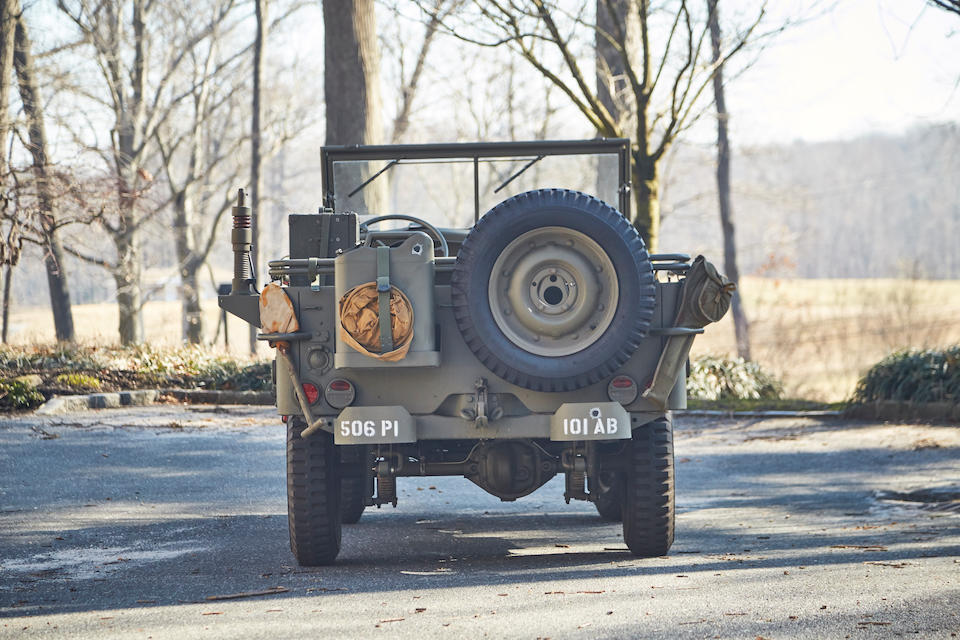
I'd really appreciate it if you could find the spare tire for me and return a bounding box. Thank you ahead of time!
[451,189,656,392]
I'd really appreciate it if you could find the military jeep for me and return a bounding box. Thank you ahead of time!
[220,139,730,566]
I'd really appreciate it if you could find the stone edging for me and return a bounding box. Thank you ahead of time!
[35,389,274,416]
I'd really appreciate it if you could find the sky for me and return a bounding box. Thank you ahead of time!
[26,0,960,152]
[722,0,959,145]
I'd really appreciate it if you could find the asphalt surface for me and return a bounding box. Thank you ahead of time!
[1,405,958,639]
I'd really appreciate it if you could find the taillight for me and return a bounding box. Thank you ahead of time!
[302,383,320,404]
[607,375,638,404]
[329,379,351,392]
[325,379,355,409]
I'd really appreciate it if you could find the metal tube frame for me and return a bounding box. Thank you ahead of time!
[321,138,633,222]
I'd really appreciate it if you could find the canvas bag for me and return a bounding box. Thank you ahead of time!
[338,282,414,362]
[674,255,736,328]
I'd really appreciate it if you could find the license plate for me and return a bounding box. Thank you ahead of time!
[334,406,416,444]
[550,402,630,441]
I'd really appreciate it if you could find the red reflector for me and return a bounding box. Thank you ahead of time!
[329,379,351,392]
[612,376,635,389]
[281,415,289,423]
[302,383,320,404]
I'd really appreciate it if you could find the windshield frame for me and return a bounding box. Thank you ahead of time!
[320,138,632,223]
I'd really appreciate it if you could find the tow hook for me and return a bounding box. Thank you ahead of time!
[459,378,503,428]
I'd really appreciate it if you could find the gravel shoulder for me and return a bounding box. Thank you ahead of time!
[1,407,958,639]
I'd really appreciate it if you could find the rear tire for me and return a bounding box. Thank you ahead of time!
[340,446,370,524]
[287,419,342,565]
[593,471,623,521]
[621,416,675,557]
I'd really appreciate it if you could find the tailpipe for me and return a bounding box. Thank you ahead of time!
[231,188,255,294]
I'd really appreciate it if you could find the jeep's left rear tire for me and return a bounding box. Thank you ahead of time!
[593,471,623,521]
[621,416,675,556]
[340,445,370,524]
[287,419,342,565]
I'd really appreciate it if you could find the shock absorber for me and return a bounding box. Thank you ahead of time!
[231,188,255,294]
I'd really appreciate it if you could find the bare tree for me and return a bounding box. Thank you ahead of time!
[249,0,267,353]
[324,0,386,213]
[0,1,14,176]
[0,185,21,343]
[427,0,767,251]
[56,0,239,344]
[1,0,16,340]
[12,0,75,342]
[708,0,749,359]
[595,0,636,130]
[383,0,460,143]
[927,0,960,15]
[154,23,246,344]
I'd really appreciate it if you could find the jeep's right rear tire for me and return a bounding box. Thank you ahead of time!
[287,419,342,565]
[621,416,675,556]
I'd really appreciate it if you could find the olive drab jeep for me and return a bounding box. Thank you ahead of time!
[219,139,733,566]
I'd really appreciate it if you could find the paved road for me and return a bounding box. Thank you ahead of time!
[1,406,958,639]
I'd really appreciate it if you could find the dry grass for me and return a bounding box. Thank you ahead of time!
[6,299,267,356]
[693,277,960,401]
[7,277,960,402]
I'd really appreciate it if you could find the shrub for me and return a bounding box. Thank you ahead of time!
[52,373,102,391]
[0,344,272,393]
[852,346,960,404]
[687,355,783,401]
[0,379,45,410]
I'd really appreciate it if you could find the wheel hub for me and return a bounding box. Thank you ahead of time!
[488,227,619,357]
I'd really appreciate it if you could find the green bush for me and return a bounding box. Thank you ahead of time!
[687,355,783,401]
[852,346,960,404]
[0,379,45,410]
[52,372,102,391]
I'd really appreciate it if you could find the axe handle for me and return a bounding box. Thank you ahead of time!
[276,347,327,438]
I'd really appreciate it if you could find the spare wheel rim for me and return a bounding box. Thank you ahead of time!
[487,226,619,357]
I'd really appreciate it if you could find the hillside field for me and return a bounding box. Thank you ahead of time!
[7,277,960,402]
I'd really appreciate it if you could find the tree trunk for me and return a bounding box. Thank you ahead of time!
[249,0,266,353]
[595,0,637,130]
[323,0,385,213]
[114,232,143,345]
[708,0,750,360]
[12,8,76,342]
[108,0,147,346]
[1,263,11,343]
[631,155,660,252]
[172,190,203,343]
[0,0,15,177]
[182,266,202,344]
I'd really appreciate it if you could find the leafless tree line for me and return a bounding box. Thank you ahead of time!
[1,0,819,356]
